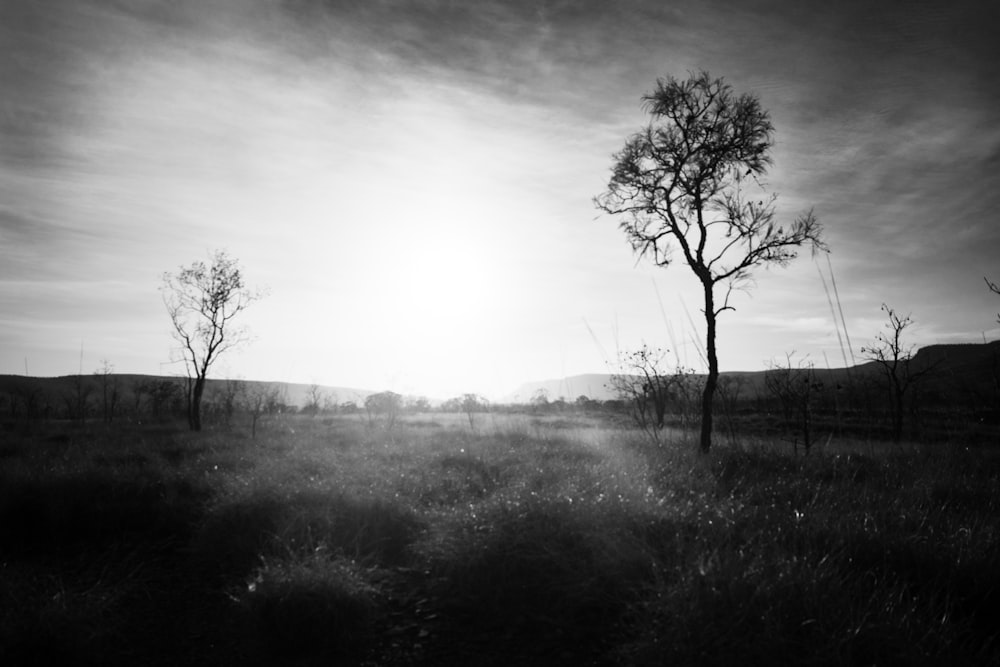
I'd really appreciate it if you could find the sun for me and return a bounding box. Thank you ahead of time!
[292,89,545,396]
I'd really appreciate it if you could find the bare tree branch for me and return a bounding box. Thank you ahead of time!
[987,276,1000,324]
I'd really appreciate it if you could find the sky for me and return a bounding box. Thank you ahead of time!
[2,0,999,401]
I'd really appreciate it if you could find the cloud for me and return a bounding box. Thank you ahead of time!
[2,0,998,385]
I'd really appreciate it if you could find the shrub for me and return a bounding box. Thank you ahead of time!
[192,489,424,580]
[234,552,381,661]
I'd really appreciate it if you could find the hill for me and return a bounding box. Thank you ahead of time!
[0,374,382,412]
[502,341,1000,404]
[2,341,996,413]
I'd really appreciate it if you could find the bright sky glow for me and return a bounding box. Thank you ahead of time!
[2,0,999,400]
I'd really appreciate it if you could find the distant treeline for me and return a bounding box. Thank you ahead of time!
[2,341,997,445]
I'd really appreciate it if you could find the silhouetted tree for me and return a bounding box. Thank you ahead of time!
[12,383,45,426]
[95,359,119,424]
[63,374,93,423]
[304,384,324,417]
[243,382,281,439]
[861,304,935,443]
[364,391,402,430]
[461,393,488,428]
[408,396,431,413]
[162,250,263,431]
[440,397,462,412]
[764,354,823,455]
[530,388,550,412]
[146,379,182,419]
[595,71,825,453]
[610,345,676,443]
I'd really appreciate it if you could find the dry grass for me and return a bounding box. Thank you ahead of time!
[1,414,998,665]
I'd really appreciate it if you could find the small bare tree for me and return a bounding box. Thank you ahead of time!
[146,379,182,420]
[243,382,283,439]
[596,71,825,453]
[530,388,550,413]
[764,354,823,455]
[304,384,324,417]
[364,391,402,431]
[460,393,488,428]
[94,359,119,424]
[64,375,93,424]
[860,304,935,443]
[162,250,263,431]
[407,396,430,413]
[610,345,674,443]
[12,383,46,427]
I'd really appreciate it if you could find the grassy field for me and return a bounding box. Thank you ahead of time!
[1,412,998,665]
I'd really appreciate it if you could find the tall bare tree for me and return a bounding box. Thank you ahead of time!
[595,71,825,452]
[162,250,263,431]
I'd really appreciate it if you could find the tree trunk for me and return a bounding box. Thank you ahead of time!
[190,376,205,431]
[891,388,904,443]
[700,282,718,453]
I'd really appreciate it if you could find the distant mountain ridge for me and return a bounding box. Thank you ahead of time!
[502,341,1000,404]
[0,374,386,410]
[2,341,997,410]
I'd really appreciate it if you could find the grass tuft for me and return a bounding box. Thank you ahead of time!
[192,489,424,580]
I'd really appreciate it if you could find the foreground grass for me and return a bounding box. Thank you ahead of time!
[1,415,998,665]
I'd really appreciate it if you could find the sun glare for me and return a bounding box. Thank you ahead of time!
[326,108,529,396]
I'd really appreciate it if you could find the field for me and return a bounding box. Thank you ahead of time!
[2,412,999,666]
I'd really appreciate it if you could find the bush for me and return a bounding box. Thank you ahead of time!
[234,552,381,661]
[192,489,424,580]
